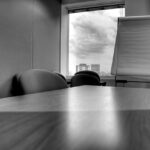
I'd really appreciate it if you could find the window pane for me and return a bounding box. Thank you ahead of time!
[69,8,125,76]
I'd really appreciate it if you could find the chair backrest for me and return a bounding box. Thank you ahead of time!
[71,74,100,87]
[75,70,100,82]
[18,69,68,95]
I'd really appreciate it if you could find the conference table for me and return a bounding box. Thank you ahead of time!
[0,85,150,150]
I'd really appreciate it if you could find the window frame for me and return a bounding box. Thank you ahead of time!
[60,0,125,78]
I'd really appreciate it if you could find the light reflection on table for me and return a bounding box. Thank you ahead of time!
[66,87,123,150]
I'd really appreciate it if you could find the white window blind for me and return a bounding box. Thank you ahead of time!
[111,16,150,76]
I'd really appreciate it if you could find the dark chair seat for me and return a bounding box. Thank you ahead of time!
[71,74,100,87]
[73,70,106,86]
[75,70,100,82]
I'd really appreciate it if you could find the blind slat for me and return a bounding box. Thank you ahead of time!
[111,16,150,76]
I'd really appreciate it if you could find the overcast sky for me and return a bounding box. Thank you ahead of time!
[69,8,125,75]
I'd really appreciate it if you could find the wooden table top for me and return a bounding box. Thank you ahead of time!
[1,85,150,111]
[1,86,150,150]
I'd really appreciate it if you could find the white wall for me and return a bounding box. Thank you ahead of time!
[125,0,150,16]
[33,0,61,72]
[0,0,61,97]
[0,0,33,83]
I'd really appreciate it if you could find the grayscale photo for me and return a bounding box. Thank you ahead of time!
[0,0,149,149]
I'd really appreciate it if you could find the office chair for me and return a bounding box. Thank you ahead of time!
[75,70,100,81]
[74,70,106,86]
[18,69,68,95]
[71,73,101,87]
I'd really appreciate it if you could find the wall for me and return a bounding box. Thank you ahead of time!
[0,0,61,98]
[0,0,32,83]
[33,0,61,72]
[125,0,150,16]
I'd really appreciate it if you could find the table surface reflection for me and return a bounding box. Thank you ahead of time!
[0,86,150,150]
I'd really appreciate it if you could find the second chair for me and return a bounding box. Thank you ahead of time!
[71,70,106,87]
[71,73,100,87]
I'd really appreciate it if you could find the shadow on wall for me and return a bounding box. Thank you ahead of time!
[0,75,21,98]
[38,0,61,19]
[147,0,150,13]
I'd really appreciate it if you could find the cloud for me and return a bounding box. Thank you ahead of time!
[69,10,118,59]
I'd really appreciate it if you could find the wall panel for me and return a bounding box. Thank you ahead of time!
[0,0,33,97]
[32,0,61,72]
[125,0,150,16]
[0,0,61,98]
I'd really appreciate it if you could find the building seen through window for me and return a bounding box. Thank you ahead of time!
[76,64,100,74]
[69,7,125,76]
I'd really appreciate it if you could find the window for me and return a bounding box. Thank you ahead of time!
[69,7,125,76]
[61,2,125,77]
